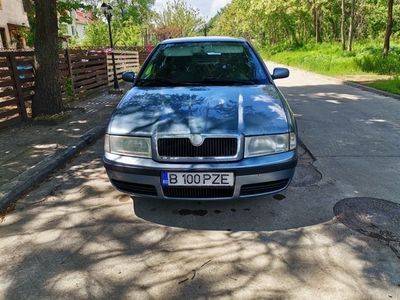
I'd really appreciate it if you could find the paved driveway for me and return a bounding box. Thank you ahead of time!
[0,65,399,299]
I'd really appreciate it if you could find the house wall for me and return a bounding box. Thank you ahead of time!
[75,23,86,39]
[0,0,29,48]
[65,11,88,40]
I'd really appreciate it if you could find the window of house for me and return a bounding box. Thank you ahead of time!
[0,28,5,48]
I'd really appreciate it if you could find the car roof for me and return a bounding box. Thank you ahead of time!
[160,36,247,44]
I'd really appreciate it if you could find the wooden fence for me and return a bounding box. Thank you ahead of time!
[139,51,149,66]
[61,49,109,98]
[0,51,35,126]
[107,50,140,86]
[0,48,141,127]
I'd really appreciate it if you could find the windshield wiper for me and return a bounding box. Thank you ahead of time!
[138,78,258,87]
[137,78,182,87]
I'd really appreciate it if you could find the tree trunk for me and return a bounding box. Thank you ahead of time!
[347,0,355,51]
[383,0,394,57]
[341,0,346,50]
[314,5,322,43]
[32,0,62,117]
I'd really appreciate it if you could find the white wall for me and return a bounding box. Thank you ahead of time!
[75,23,86,39]
[65,11,87,40]
[0,0,29,48]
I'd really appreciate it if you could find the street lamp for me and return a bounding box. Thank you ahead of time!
[101,3,121,93]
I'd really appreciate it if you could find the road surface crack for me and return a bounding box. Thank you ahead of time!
[178,259,212,284]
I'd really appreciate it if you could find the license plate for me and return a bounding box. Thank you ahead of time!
[161,172,234,187]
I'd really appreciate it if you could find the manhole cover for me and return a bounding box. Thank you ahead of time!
[334,197,400,242]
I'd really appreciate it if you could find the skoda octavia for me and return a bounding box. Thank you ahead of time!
[103,37,297,200]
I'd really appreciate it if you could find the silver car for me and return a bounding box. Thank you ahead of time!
[103,37,297,200]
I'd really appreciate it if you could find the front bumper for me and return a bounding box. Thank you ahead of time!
[103,150,297,200]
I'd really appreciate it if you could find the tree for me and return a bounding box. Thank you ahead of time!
[153,0,204,38]
[79,18,142,48]
[383,0,394,56]
[313,1,322,43]
[111,0,155,24]
[32,0,63,117]
[23,0,87,47]
[22,0,88,117]
[347,0,355,51]
[209,0,400,49]
[341,0,346,50]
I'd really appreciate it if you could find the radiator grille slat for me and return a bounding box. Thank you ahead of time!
[163,187,234,198]
[157,137,238,158]
[111,180,157,196]
[240,180,289,196]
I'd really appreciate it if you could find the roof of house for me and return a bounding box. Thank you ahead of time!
[75,10,94,24]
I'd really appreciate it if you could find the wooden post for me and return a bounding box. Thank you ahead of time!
[65,49,73,82]
[106,52,111,87]
[65,48,75,96]
[8,52,28,120]
[104,52,108,87]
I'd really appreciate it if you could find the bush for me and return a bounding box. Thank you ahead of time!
[78,19,142,48]
[355,47,400,74]
[261,41,400,76]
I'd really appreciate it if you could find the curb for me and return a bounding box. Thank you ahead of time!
[343,81,400,101]
[0,125,106,211]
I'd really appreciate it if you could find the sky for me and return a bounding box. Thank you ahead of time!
[154,0,231,20]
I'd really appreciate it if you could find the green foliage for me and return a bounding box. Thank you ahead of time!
[217,0,399,78]
[57,0,90,24]
[211,0,400,46]
[355,46,400,74]
[153,0,204,39]
[80,0,155,23]
[22,0,89,47]
[114,19,142,46]
[109,0,155,24]
[63,78,75,103]
[367,76,400,94]
[70,0,154,47]
[79,21,109,47]
[261,41,400,76]
[263,43,360,75]
[79,18,141,48]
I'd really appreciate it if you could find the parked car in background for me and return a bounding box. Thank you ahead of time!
[103,37,297,200]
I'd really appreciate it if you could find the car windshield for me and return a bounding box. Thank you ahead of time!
[137,42,268,87]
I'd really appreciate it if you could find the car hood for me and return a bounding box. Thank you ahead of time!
[108,85,289,136]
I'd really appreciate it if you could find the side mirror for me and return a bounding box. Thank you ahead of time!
[122,71,136,83]
[272,68,289,80]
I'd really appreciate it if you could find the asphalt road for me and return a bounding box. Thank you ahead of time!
[0,65,399,300]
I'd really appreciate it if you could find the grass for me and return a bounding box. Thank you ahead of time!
[367,76,400,95]
[260,43,361,76]
[258,41,400,94]
[33,112,69,124]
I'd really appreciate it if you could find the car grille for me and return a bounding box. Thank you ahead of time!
[157,137,238,158]
[240,179,289,196]
[163,187,234,198]
[111,179,157,196]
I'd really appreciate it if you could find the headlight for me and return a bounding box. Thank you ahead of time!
[105,134,151,158]
[245,133,296,158]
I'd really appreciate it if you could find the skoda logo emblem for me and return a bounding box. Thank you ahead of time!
[190,134,204,147]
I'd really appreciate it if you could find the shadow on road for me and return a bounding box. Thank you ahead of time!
[133,143,324,232]
[1,140,399,299]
